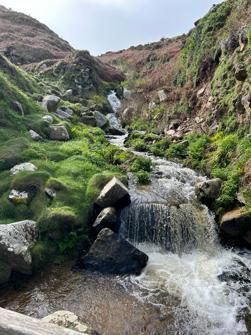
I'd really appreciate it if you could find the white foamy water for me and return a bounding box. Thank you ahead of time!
[125,244,251,335]
[108,90,122,112]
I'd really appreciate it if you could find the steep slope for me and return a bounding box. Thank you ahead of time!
[101,0,251,217]
[0,4,73,65]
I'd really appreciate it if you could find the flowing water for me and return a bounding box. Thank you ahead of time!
[1,93,251,335]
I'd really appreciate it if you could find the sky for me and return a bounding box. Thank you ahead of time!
[0,0,224,55]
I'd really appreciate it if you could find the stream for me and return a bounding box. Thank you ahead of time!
[1,92,251,335]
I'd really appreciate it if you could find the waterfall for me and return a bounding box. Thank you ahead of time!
[107,90,122,112]
[120,202,216,255]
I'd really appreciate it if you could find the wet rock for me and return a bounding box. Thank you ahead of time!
[42,310,91,334]
[81,228,148,275]
[42,115,54,124]
[12,100,24,116]
[29,129,43,141]
[8,189,29,205]
[95,177,130,208]
[195,178,222,205]
[235,64,247,81]
[106,127,125,136]
[220,209,251,239]
[218,259,251,286]
[0,220,38,279]
[10,162,37,175]
[49,125,70,141]
[92,207,118,233]
[42,95,61,113]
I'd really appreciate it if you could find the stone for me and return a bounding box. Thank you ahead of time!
[43,311,90,334]
[12,100,24,116]
[81,112,97,127]
[241,92,251,114]
[42,95,61,113]
[197,86,206,98]
[81,228,148,275]
[94,111,108,129]
[158,89,167,102]
[235,64,248,81]
[195,178,222,204]
[106,127,125,136]
[10,162,37,175]
[42,115,54,124]
[95,177,130,208]
[220,209,251,238]
[92,207,118,233]
[45,187,56,199]
[49,125,70,141]
[55,108,73,121]
[8,189,29,205]
[0,220,38,277]
[123,88,131,100]
[29,129,43,141]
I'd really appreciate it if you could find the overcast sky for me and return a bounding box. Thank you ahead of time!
[0,0,223,55]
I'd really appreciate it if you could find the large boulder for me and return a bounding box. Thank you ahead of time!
[42,95,61,113]
[221,209,251,243]
[95,177,130,208]
[92,207,118,233]
[195,178,222,204]
[10,162,37,176]
[42,311,91,334]
[80,111,108,129]
[49,125,70,141]
[81,228,148,275]
[55,108,73,121]
[0,220,38,282]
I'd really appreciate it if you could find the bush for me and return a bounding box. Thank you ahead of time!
[130,156,152,173]
[135,171,151,185]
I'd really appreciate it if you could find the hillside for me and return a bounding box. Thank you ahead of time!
[100,0,251,216]
[0,4,73,65]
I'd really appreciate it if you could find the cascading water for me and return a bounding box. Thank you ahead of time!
[106,101,251,334]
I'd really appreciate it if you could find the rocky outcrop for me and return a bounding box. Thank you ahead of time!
[81,228,148,275]
[55,108,73,121]
[92,207,118,233]
[42,95,61,113]
[10,162,37,175]
[43,311,91,334]
[0,220,38,284]
[221,209,251,244]
[95,177,130,208]
[49,125,70,141]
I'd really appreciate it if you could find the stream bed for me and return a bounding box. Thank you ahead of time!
[1,94,251,334]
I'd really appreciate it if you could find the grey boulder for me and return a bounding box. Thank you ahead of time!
[92,207,118,233]
[49,125,70,141]
[0,220,38,283]
[95,177,130,208]
[81,228,148,275]
[195,178,222,204]
[43,95,61,113]
[29,130,43,141]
